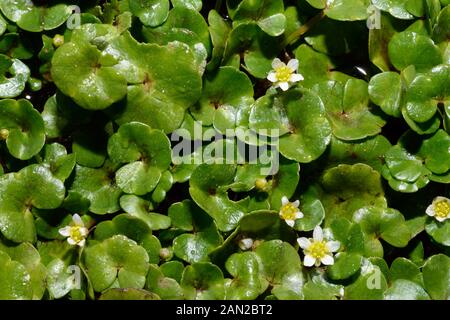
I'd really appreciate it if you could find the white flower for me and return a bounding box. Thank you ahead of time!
[297,226,340,267]
[239,238,254,251]
[267,58,304,91]
[426,196,450,222]
[58,214,89,247]
[279,196,304,227]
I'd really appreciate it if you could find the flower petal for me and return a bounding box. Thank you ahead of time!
[290,73,304,82]
[436,216,448,222]
[321,255,334,265]
[267,72,277,82]
[297,237,311,249]
[67,237,77,245]
[326,241,341,252]
[239,238,254,250]
[58,226,71,237]
[287,59,299,71]
[77,239,86,247]
[313,225,323,241]
[286,219,295,227]
[425,204,435,217]
[295,211,304,219]
[72,214,83,226]
[80,227,89,237]
[279,82,289,91]
[292,200,300,208]
[281,196,289,206]
[303,254,316,267]
[434,196,450,203]
[272,58,284,69]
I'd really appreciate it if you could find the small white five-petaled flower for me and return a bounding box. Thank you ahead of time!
[426,196,450,222]
[58,214,89,247]
[297,226,340,267]
[267,58,304,91]
[279,196,304,227]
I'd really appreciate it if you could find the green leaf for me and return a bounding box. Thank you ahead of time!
[353,206,411,248]
[327,135,392,172]
[108,32,203,133]
[94,214,163,262]
[320,164,386,223]
[207,10,231,71]
[372,0,415,19]
[146,264,184,299]
[422,254,450,300]
[303,270,344,300]
[172,0,202,11]
[42,93,91,139]
[325,0,371,21]
[84,235,149,292]
[191,66,254,132]
[327,252,362,280]
[129,0,169,27]
[108,122,171,195]
[223,22,279,78]
[425,219,450,246]
[0,250,32,299]
[344,259,388,299]
[0,165,65,243]
[390,257,422,285]
[69,162,122,215]
[384,279,430,300]
[46,259,80,299]
[404,64,450,123]
[0,241,46,299]
[0,1,71,32]
[388,31,442,72]
[189,164,246,232]
[39,143,76,182]
[0,54,30,98]
[142,7,211,55]
[224,252,265,300]
[0,99,45,160]
[294,186,325,231]
[120,195,170,232]
[313,79,386,141]
[99,288,160,300]
[232,0,286,36]
[172,201,223,263]
[418,129,450,174]
[251,89,332,163]
[255,240,304,300]
[368,72,403,117]
[181,262,225,300]
[51,30,128,110]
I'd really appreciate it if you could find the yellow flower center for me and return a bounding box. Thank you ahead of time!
[280,203,298,220]
[255,178,269,191]
[434,200,450,218]
[307,241,329,259]
[0,128,9,140]
[69,226,84,243]
[275,66,292,82]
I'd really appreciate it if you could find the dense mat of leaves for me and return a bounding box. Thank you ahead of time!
[0,0,449,300]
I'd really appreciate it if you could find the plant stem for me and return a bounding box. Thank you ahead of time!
[282,10,325,48]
